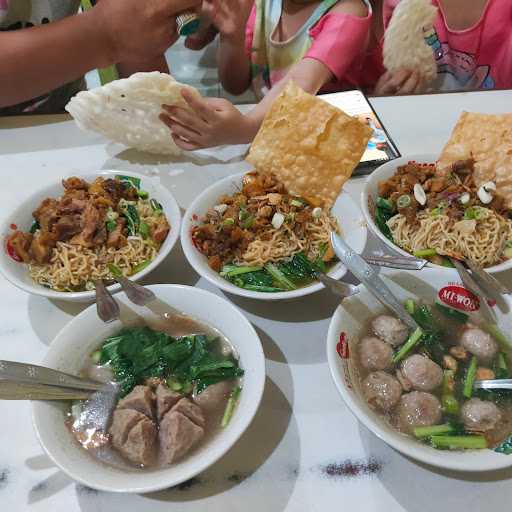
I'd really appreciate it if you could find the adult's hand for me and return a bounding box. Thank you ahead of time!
[96,0,202,63]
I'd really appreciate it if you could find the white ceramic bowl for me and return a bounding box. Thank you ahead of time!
[361,154,512,274]
[327,268,512,472]
[0,170,181,302]
[181,172,367,300]
[32,284,266,493]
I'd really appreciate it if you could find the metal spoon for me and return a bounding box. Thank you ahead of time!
[449,257,497,323]
[316,272,359,299]
[114,276,156,306]
[331,232,419,330]
[94,279,120,323]
[474,379,512,391]
[0,360,105,400]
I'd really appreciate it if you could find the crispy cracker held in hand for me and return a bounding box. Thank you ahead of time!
[438,112,512,207]
[246,82,372,208]
[65,72,200,155]
[383,0,438,84]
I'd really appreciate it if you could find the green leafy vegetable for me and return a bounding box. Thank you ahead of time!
[464,207,481,220]
[376,197,395,213]
[375,197,395,241]
[413,423,458,438]
[430,435,487,450]
[265,263,297,290]
[123,204,140,236]
[108,263,123,278]
[139,222,150,239]
[413,248,437,258]
[495,434,512,454]
[29,220,40,234]
[463,356,478,399]
[220,265,262,277]
[116,175,141,189]
[137,190,149,199]
[221,386,242,427]
[434,303,469,324]
[106,220,117,232]
[98,326,243,397]
[392,327,424,363]
[131,259,151,274]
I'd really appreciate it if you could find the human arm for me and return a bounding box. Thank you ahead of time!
[0,0,198,108]
[202,0,254,95]
[160,0,370,149]
[160,56,332,149]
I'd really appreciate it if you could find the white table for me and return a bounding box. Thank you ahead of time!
[2,90,512,512]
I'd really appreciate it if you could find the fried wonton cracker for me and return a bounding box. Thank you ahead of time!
[438,112,512,207]
[246,82,372,208]
[66,72,200,155]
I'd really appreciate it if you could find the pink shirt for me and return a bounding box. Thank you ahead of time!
[245,3,381,95]
[384,0,512,91]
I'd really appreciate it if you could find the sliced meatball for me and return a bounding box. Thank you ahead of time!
[461,398,502,433]
[372,315,409,346]
[359,336,393,371]
[400,354,443,392]
[109,409,145,448]
[460,328,498,364]
[397,391,442,434]
[159,411,204,464]
[362,371,402,412]
[117,385,155,419]
[119,416,157,466]
[172,398,205,428]
[193,381,232,415]
[155,384,182,421]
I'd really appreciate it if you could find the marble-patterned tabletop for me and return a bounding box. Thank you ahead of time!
[2,90,512,512]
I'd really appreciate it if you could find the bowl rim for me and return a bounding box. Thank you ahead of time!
[181,171,367,300]
[326,268,512,472]
[32,284,266,493]
[360,154,512,274]
[0,170,182,301]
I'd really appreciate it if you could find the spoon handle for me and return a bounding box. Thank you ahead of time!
[116,276,156,306]
[94,279,120,323]
[474,379,512,390]
[0,380,92,400]
[0,360,104,392]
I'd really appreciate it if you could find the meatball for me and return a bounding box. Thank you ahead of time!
[362,371,402,412]
[359,336,393,371]
[397,391,442,433]
[400,354,443,392]
[461,398,502,432]
[460,328,498,364]
[372,315,409,346]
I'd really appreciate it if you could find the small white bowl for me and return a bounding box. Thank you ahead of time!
[181,172,367,300]
[0,170,181,302]
[361,154,512,274]
[32,284,266,493]
[327,267,512,472]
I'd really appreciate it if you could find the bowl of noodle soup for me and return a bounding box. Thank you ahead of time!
[181,171,367,300]
[0,170,181,302]
[362,155,512,273]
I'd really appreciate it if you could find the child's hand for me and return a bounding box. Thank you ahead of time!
[202,0,254,37]
[374,69,425,96]
[160,89,257,149]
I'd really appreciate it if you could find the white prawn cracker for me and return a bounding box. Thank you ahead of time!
[383,0,438,84]
[65,72,200,155]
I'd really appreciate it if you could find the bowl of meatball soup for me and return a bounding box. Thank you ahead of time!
[327,268,512,472]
